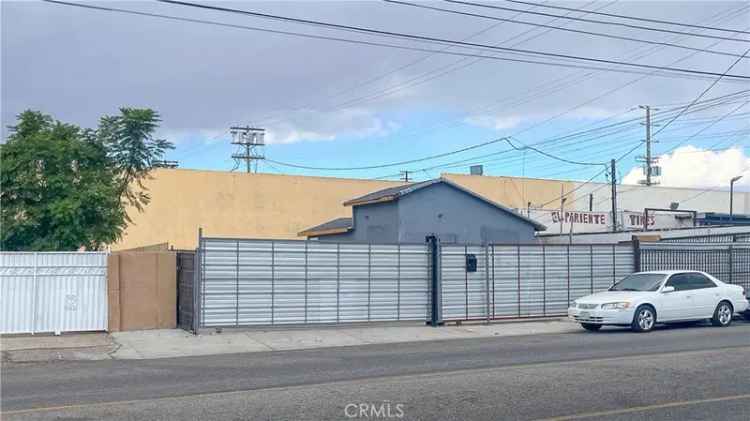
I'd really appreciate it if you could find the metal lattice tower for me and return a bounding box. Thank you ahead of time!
[230,126,265,173]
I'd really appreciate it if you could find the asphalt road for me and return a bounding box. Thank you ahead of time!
[3,321,750,420]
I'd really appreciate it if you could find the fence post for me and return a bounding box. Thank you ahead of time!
[32,252,39,334]
[426,235,442,326]
[235,241,240,327]
[633,237,641,272]
[193,228,203,334]
[484,244,490,324]
[729,244,734,285]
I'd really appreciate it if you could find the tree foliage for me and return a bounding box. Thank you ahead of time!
[98,108,173,215]
[1,108,173,251]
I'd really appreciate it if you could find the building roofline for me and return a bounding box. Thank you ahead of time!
[344,177,547,231]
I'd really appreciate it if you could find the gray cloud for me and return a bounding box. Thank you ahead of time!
[2,0,749,147]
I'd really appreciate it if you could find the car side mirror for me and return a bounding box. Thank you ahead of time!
[662,286,675,293]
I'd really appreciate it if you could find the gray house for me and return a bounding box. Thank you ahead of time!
[298,178,546,244]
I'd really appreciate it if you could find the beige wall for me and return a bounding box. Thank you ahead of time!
[115,169,403,250]
[114,170,577,250]
[107,251,176,332]
[442,173,576,210]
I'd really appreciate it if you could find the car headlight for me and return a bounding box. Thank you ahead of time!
[601,302,631,310]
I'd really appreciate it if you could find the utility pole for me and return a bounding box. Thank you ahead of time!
[730,175,743,222]
[230,126,265,173]
[610,159,618,232]
[637,105,660,186]
[400,170,410,182]
[588,194,593,212]
[559,184,567,234]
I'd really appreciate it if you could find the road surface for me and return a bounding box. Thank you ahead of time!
[3,321,750,420]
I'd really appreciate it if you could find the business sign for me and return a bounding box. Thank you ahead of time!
[525,209,692,233]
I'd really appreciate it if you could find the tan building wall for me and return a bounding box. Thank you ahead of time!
[114,169,404,250]
[442,173,576,210]
[114,170,575,250]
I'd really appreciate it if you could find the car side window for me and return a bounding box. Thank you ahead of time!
[665,274,691,291]
[688,273,716,289]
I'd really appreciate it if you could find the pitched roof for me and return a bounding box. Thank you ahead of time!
[343,178,546,231]
[297,217,353,237]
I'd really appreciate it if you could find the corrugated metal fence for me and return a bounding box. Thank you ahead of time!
[195,237,637,328]
[197,238,431,328]
[0,252,108,334]
[660,233,750,243]
[640,242,750,291]
[440,244,634,321]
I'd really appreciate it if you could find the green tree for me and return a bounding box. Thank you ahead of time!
[1,111,126,250]
[1,108,174,250]
[98,108,174,217]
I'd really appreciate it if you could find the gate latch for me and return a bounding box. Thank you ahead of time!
[465,254,477,272]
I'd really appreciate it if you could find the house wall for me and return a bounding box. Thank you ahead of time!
[397,183,537,244]
[315,201,400,243]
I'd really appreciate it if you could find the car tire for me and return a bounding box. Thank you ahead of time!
[631,305,656,332]
[711,301,733,327]
[581,323,602,331]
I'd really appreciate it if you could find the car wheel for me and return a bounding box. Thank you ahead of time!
[711,301,733,327]
[631,305,656,332]
[581,323,602,331]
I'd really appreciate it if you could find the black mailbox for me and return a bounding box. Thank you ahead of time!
[465,254,477,272]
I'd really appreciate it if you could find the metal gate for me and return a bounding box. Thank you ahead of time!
[197,238,431,328]
[176,251,196,331]
[639,242,750,291]
[440,244,634,321]
[0,252,108,334]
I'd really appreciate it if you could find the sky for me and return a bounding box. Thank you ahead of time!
[2,0,750,189]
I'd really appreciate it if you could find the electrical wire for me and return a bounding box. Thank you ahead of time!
[385,0,748,59]
[266,137,511,170]
[157,0,750,80]
[653,48,750,137]
[44,0,738,85]
[502,0,750,36]
[445,0,750,43]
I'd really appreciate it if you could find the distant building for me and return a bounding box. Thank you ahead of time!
[299,178,546,244]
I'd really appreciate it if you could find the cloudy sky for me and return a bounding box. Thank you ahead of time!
[2,0,749,188]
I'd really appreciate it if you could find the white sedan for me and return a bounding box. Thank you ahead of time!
[568,270,749,332]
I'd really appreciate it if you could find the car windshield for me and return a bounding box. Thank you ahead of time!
[609,273,666,292]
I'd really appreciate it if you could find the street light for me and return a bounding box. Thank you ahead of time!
[730,175,743,222]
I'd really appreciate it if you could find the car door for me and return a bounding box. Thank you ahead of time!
[658,273,694,321]
[686,273,719,319]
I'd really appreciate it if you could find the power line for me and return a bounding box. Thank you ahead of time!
[653,48,750,137]
[266,137,511,171]
[504,137,606,166]
[445,0,750,43]
[385,0,748,59]
[157,0,750,80]
[370,90,749,179]
[502,0,750,36]
[44,0,738,86]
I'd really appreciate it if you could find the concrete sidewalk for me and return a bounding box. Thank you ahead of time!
[111,319,578,359]
[2,318,579,362]
[1,333,116,363]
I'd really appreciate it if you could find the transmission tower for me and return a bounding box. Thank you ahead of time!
[230,126,265,173]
